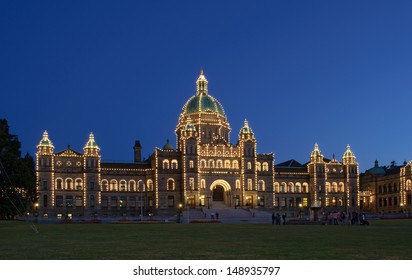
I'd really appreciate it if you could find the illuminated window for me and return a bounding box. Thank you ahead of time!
[189,178,194,190]
[332,182,338,192]
[110,180,118,191]
[201,179,206,189]
[66,178,73,190]
[247,179,252,190]
[339,182,345,192]
[147,180,153,191]
[56,178,62,190]
[101,180,108,191]
[256,162,261,171]
[288,183,294,192]
[281,182,286,193]
[302,183,308,193]
[247,162,252,170]
[75,178,82,190]
[208,160,214,168]
[295,183,301,193]
[225,160,230,168]
[189,160,194,169]
[119,180,127,191]
[137,180,144,191]
[236,180,241,190]
[167,179,175,190]
[325,182,331,192]
[200,159,207,168]
[120,197,127,208]
[129,180,135,192]
[163,159,169,169]
[274,182,280,193]
[262,162,269,171]
[217,160,223,168]
[258,180,265,191]
[232,160,239,169]
[171,160,178,169]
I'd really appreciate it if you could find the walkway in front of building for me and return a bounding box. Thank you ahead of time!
[180,202,274,223]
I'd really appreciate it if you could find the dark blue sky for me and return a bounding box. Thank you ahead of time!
[1,0,412,171]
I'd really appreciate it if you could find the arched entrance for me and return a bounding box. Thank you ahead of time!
[212,185,224,201]
[210,180,231,206]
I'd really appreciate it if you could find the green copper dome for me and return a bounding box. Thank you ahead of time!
[181,69,226,117]
[182,94,225,116]
[162,139,174,151]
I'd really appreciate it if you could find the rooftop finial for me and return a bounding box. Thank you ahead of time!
[196,68,208,95]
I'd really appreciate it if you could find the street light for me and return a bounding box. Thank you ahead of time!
[177,203,183,223]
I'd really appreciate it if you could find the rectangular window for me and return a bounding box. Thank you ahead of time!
[65,195,73,208]
[168,196,174,208]
[189,178,194,190]
[75,196,83,207]
[89,181,94,190]
[247,179,252,191]
[101,196,108,209]
[43,180,48,190]
[129,197,136,209]
[56,195,63,208]
[111,197,118,209]
[120,196,127,208]
[303,197,308,207]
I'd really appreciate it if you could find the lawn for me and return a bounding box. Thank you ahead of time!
[1,219,412,260]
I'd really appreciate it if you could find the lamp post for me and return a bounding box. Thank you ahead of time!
[34,202,39,223]
[186,196,190,223]
[177,203,183,223]
[298,203,303,219]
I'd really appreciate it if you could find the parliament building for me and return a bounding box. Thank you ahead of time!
[35,70,410,219]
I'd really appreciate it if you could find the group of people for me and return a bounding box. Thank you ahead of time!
[272,213,287,225]
[324,211,369,225]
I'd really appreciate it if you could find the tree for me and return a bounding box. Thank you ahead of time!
[0,119,36,219]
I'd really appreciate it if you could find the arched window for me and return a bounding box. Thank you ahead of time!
[295,182,302,193]
[406,180,412,191]
[200,159,207,168]
[129,180,136,192]
[247,162,252,170]
[56,178,63,190]
[147,180,153,191]
[189,160,194,169]
[258,180,265,191]
[137,180,144,191]
[110,180,118,191]
[274,182,280,193]
[163,159,169,169]
[256,162,261,171]
[339,182,345,192]
[236,180,241,190]
[262,162,269,171]
[325,182,331,192]
[75,178,83,190]
[247,179,253,190]
[208,160,215,168]
[167,179,175,190]
[119,180,127,191]
[201,179,206,189]
[332,182,338,192]
[288,182,294,193]
[101,180,108,191]
[217,160,223,168]
[224,160,231,168]
[171,160,178,169]
[302,183,309,193]
[232,160,239,169]
[66,178,73,190]
[281,182,287,193]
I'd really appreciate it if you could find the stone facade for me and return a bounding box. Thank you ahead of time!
[36,70,362,219]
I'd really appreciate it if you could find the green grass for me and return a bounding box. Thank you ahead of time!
[1,220,412,260]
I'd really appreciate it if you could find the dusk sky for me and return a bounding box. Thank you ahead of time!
[1,0,412,171]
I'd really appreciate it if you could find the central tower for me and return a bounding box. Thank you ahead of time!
[175,69,231,150]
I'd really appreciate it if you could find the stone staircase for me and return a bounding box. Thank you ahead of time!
[181,202,256,222]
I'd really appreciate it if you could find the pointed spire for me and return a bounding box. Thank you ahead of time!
[310,143,323,162]
[196,68,208,95]
[37,130,54,149]
[342,144,355,164]
[84,132,100,155]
